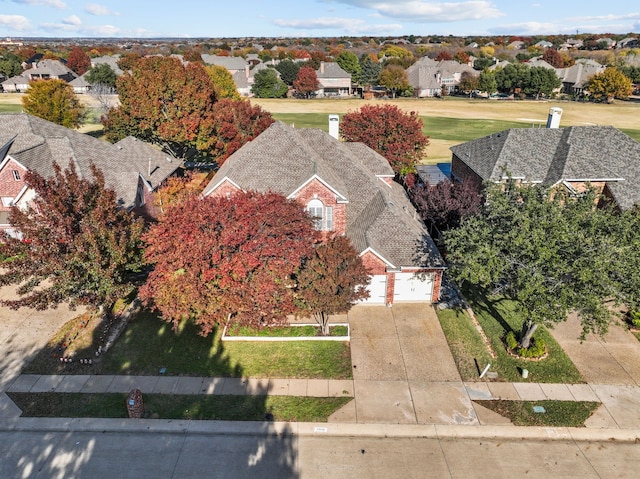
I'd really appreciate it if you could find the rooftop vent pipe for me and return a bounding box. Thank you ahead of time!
[546,107,563,129]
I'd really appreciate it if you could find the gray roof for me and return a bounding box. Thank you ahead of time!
[90,55,124,75]
[557,61,605,88]
[201,55,247,71]
[27,59,77,80]
[316,62,351,79]
[203,121,443,269]
[406,57,477,90]
[0,113,179,209]
[450,126,640,210]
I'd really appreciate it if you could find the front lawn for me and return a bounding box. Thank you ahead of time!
[24,309,353,379]
[436,289,584,383]
[8,392,351,422]
[475,400,599,427]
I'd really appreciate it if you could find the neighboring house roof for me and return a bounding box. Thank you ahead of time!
[406,57,477,91]
[535,41,553,48]
[316,62,351,79]
[0,113,179,209]
[557,61,605,89]
[70,74,91,89]
[90,55,124,75]
[203,121,443,269]
[201,55,247,71]
[450,126,640,210]
[526,58,558,71]
[26,59,77,80]
[2,74,29,87]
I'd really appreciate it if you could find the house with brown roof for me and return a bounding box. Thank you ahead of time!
[450,120,640,211]
[0,113,180,233]
[202,121,445,304]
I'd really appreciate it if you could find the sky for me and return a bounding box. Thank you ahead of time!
[0,0,638,39]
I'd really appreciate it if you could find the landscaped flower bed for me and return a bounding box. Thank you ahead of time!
[222,323,350,342]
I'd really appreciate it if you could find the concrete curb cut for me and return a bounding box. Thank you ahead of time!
[1,418,638,443]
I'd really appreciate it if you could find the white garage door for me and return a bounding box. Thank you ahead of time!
[393,272,433,302]
[359,275,387,304]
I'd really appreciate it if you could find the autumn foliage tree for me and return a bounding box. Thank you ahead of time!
[205,64,241,100]
[140,191,318,336]
[103,56,218,160]
[379,65,410,98]
[293,66,319,98]
[22,79,85,128]
[0,162,145,310]
[66,46,91,75]
[340,104,429,176]
[295,236,370,335]
[586,67,633,102]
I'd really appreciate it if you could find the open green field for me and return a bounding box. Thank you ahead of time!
[3,93,640,162]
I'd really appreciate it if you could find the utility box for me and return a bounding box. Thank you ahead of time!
[126,388,144,418]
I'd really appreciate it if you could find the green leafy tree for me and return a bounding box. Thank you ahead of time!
[341,104,429,176]
[274,59,301,86]
[586,67,633,102]
[523,66,561,98]
[495,63,530,93]
[85,63,117,88]
[478,70,497,94]
[22,79,85,128]
[473,56,494,71]
[295,236,370,335]
[335,51,361,78]
[379,65,410,98]
[205,64,241,100]
[66,46,91,76]
[619,65,640,83]
[458,71,480,94]
[251,68,288,98]
[293,66,319,98]
[444,182,620,347]
[357,54,382,89]
[0,53,23,79]
[0,161,145,310]
[103,56,218,160]
[140,191,317,336]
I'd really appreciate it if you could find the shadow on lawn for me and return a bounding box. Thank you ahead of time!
[463,286,517,336]
[15,306,299,478]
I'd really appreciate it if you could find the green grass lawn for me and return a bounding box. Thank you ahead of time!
[8,392,351,422]
[25,309,353,379]
[475,400,600,427]
[436,289,584,383]
[0,103,23,113]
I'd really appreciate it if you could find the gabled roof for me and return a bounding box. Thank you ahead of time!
[27,59,77,79]
[406,57,477,89]
[201,54,247,71]
[450,126,640,210]
[316,62,351,79]
[203,121,444,269]
[0,113,180,209]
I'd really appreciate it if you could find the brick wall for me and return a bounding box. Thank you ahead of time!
[0,158,28,218]
[451,156,483,192]
[207,179,242,199]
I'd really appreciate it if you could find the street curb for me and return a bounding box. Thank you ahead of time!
[0,418,638,443]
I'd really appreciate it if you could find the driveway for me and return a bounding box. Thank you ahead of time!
[0,284,82,416]
[550,313,640,386]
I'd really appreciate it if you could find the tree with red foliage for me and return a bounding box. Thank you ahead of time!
[340,104,429,176]
[210,99,274,165]
[541,48,564,68]
[293,66,319,98]
[454,50,471,65]
[435,50,453,61]
[66,46,91,75]
[140,191,318,336]
[409,179,482,232]
[0,161,145,311]
[295,236,370,335]
[307,51,330,70]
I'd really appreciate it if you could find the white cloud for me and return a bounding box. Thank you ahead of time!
[85,3,119,16]
[489,12,640,36]
[566,12,640,23]
[327,1,504,22]
[273,16,402,34]
[0,14,32,31]
[11,0,66,9]
[61,14,81,25]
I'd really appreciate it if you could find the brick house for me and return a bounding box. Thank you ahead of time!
[202,121,445,304]
[0,113,180,234]
[315,62,352,97]
[450,124,640,210]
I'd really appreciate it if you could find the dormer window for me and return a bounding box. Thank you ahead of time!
[12,170,20,181]
[307,199,333,231]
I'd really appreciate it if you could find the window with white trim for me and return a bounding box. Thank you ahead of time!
[307,199,324,230]
[12,170,20,181]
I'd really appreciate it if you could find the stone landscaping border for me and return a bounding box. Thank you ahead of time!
[221,323,350,342]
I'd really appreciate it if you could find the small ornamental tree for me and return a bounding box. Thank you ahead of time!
[340,104,429,176]
[295,236,370,335]
[586,67,633,103]
[205,64,241,100]
[209,99,274,166]
[22,79,85,128]
[409,179,482,232]
[140,191,318,336]
[0,161,145,310]
[542,48,564,68]
[66,46,91,76]
[293,66,319,98]
[379,65,410,98]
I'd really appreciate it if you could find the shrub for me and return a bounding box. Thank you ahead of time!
[505,331,546,358]
[630,311,640,329]
[505,331,518,350]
